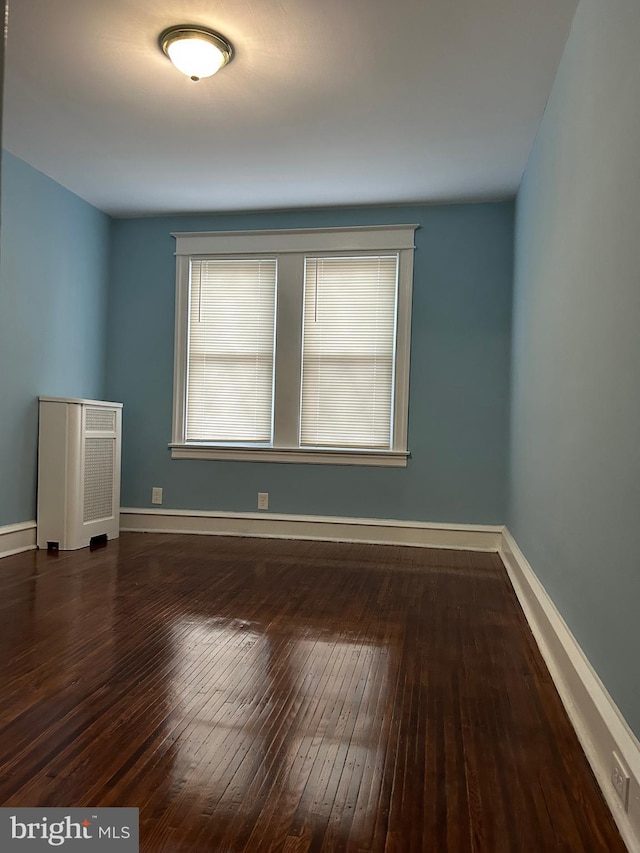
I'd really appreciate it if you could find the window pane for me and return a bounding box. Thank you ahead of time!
[186,259,277,442]
[300,255,398,449]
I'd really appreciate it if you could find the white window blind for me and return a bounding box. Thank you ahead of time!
[300,255,398,449]
[186,258,277,442]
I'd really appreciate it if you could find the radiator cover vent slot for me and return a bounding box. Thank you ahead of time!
[83,437,115,522]
[86,407,116,432]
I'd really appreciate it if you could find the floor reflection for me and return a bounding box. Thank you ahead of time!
[168,617,389,846]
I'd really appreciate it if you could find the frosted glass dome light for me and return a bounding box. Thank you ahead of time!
[160,26,233,81]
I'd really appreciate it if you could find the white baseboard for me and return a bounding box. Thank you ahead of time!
[0,520,37,559]
[120,507,503,552]
[501,528,640,852]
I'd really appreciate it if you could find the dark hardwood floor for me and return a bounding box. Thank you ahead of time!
[0,533,625,851]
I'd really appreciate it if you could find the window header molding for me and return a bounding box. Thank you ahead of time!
[172,224,419,256]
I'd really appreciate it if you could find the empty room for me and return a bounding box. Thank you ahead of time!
[0,0,638,850]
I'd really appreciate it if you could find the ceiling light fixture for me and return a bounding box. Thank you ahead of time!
[160,26,233,81]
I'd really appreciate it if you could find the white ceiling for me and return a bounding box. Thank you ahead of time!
[3,0,578,217]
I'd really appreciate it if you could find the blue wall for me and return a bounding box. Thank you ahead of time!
[107,202,514,523]
[509,0,640,736]
[0,152,111,525]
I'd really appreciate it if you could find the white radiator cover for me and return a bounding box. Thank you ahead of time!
[37,397,123,550]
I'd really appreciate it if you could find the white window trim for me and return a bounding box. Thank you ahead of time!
[170,225,417,467]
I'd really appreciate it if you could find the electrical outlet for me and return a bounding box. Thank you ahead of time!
[612,751,630,810]
[151,487,163,505]
[257,492,269,510]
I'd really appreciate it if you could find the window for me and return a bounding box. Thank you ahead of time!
[300,255,397,450]
[171,225,417,466]
[186,259,276,443]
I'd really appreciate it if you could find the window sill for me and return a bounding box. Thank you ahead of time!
[169,444,409,467]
